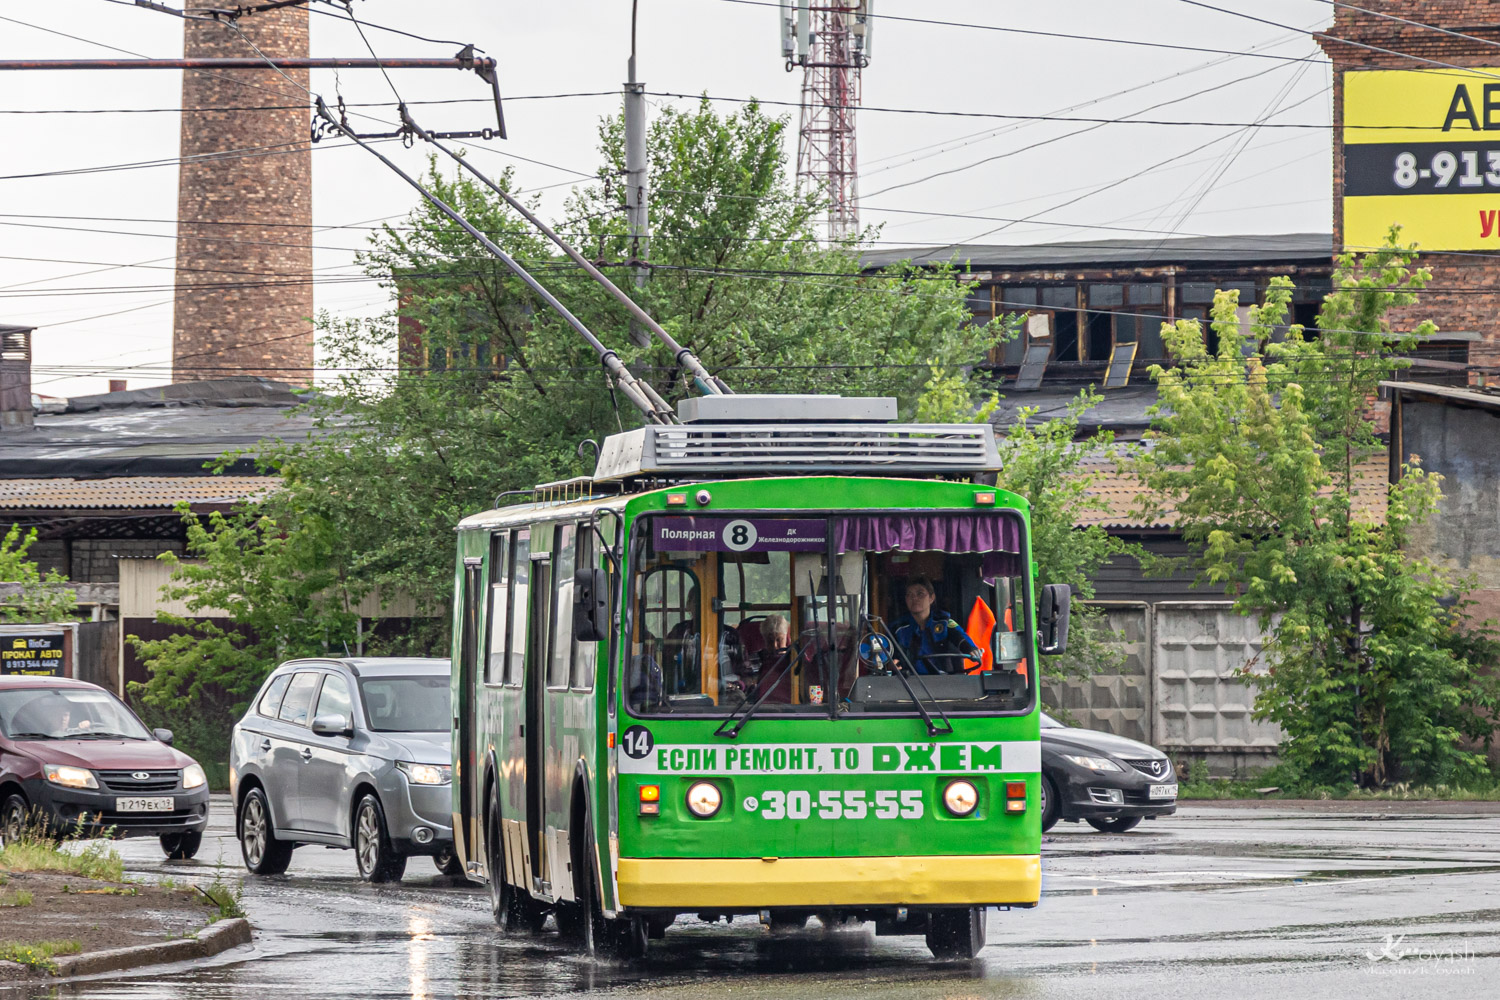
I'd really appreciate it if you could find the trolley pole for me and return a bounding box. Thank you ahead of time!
[623,0,651,348]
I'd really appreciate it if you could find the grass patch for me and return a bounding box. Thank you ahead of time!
[0,939,81,974]
[1,891,33,908]
[0,836,124,883]
[197,868,245,922]
[1176,760,1500,800]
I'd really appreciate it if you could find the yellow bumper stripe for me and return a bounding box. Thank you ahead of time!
[617,854,1040,909]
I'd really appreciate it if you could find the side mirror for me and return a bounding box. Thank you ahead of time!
[1038,583,1071,656]
[311,713,353,738]
[573,567,610,643]
[153,728,174,746]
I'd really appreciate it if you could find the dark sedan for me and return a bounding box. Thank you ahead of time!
[1040,712,1177,833]
[0,676,210,857]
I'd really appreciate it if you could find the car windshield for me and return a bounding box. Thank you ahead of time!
[358,675,451,732]
[1040,713,1064,728]
[0,687,151,740]
[626,512,1034,718]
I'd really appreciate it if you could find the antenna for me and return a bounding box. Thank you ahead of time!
[780,1,872,241]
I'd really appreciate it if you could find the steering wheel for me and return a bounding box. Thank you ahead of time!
[857,632,895,671]
[913,652,981,675]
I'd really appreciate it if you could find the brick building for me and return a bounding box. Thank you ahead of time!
[173,7,313,385]
[1318,2,1500,376]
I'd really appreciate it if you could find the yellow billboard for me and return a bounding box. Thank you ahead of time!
[1344,67,1500,251]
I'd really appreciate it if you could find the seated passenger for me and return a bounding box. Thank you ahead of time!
[741,614,797,704]
[890,577,980,675]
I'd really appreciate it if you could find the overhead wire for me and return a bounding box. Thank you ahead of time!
[702,0,1331,66]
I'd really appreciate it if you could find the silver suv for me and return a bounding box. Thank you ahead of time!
[229,658,455,882]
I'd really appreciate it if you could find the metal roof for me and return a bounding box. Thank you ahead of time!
[0,377,342,478]
[861,233,1334,272]
[0,476,278,510]
[1381,381,1500,410]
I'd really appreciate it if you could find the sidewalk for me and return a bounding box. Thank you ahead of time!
[1180,798,1500,814]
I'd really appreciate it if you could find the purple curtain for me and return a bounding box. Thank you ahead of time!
[834,514,1023,577]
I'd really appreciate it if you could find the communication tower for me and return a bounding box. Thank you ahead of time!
[780,2,873,241]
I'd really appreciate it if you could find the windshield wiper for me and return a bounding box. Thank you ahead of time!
[714,642,805,739]
[866,614,954,737]
[69,732,146,740]
[7,732,60,740]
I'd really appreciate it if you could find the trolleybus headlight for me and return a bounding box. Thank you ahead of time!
[942,779,979,817]
[685,781,722,818]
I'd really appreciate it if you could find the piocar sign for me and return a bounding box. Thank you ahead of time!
[1344,67,1500,250]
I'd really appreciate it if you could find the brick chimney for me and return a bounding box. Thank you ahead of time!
[1318,3,1500,378]
[0,325,34,432]
[172,8,313,386]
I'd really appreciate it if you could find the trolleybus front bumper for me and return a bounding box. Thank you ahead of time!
[616,854,1040,909]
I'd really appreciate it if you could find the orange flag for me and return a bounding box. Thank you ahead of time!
[966,597,996,673]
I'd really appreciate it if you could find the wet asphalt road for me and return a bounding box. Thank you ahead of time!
[14,795,1499,999]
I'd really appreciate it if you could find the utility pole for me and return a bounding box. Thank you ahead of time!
[623,0,651,347]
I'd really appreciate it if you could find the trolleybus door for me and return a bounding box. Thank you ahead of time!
[525,545,553,891]
[455,556,483,871]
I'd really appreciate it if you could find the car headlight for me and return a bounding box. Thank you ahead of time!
[1061,754,1123,772]
[397,761,451,785]
[685,781,722,818]
[43,764,97,789]
[181,764,207,790]
[942,779,979,816]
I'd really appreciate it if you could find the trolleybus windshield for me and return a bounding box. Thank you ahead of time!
[626,512,1033,719]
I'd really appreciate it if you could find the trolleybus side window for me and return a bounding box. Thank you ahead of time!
[506,530,531,687]
[485,531,510,686]
[548,523,577,690]
[571,527,597,691]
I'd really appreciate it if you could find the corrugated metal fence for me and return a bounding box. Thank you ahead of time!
[1041,601,1282,775]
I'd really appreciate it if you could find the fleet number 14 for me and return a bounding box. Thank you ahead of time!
[747,789,923,820]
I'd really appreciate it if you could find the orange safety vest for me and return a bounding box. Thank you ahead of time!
[965,597,996,674]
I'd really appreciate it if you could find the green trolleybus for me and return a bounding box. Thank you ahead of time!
[448,395,1071,958]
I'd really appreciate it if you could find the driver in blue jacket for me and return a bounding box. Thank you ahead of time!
[890,577,979,675]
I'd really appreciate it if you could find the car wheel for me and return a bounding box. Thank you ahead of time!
[1040,775,1061,833]
[1086,816,1142,834]
[354,794,407,883]
[433,846,465,877]
[239,788,293,875]
[925,907,987,959]
[1,793,30,846]
[161,830,203,860]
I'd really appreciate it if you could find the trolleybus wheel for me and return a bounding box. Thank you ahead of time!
[925,906,987,959]
[488,797,544,932]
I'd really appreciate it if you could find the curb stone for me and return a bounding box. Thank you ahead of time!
[51,918,252,978]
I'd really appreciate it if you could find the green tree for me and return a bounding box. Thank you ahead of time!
[997,391,1139,685]
[0,525,77,624]
[127,505,362,711]
[137,100,1153,725]
[264,99,1009,630]
[1139,233,1499,788]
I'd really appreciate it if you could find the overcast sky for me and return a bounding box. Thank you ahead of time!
[1,0,1333,398]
